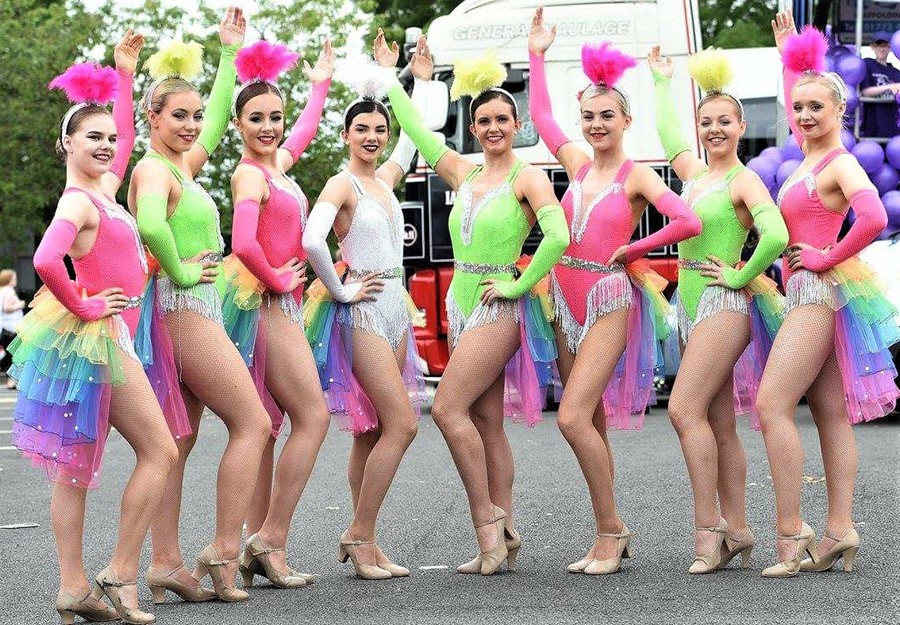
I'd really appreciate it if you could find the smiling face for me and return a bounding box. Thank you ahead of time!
[342,110,390,164]
[61,110,117,178]
[579,91,631,151]
[148,89,204,153]
[235,92,285,156]
[696,96,745,157]
[791,77,846,142]
[469,96,521,155]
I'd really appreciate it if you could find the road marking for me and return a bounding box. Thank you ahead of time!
[0,446,18,451]
[418,565,449,570]
[0,430,11,434]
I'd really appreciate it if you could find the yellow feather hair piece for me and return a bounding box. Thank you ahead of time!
[146,41,204,80]
[687,48,734,94]
[450,50,507,101]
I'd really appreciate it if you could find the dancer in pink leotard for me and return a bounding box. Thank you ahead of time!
[758,12,900,578]
[528,8,700,575]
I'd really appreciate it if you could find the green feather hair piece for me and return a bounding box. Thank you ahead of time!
[146,41,204,80]
[450,50,507,101]
[687,48,734,94]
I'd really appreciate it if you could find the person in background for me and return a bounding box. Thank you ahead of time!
[0,269,25,389]
[860,30,900,139]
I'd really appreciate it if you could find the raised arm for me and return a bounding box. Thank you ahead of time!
[104,29,145,195]
[772,10,803,142]
[279,40,335,171]
[35,195,127,320]
[188,6,245,174]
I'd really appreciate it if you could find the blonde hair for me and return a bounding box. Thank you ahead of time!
[580,85,630,115]
[0,270,16,287]
[794,71,848,105]
[144,77,198,114]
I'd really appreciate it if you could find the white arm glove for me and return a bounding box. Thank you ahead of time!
[388,78,430,173]
[301,202,361,303]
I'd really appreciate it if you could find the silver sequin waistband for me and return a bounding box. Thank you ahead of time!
[558,255,624,274]
[201,252,224,263]
[678,259,706,271]
[348,267,404,280]
[122,294,145,310]
[453,260,516,274]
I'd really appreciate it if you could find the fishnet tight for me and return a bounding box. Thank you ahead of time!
[757,304,857,561]
[244,307,330,572]
[554,309,626,561]
[431,319,521,553]
[54,351,178,608]
[669,310,751,556]
[149,310,271,585]
[345,328,418,565]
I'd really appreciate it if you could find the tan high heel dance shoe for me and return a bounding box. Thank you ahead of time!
[338,531,391,580]
[94,567,155,624]
[720,529,756,570]
[457,526,522,574]
[192,544,250,602]
[800,527,859,572]
[147,562,217,604]
[374,544,410,577]
[239,534,307,589]
[55,588,118,624]
[583,525,633,575]
[688,518,728,574]
[761,522,819,578]
[476,506,510,576]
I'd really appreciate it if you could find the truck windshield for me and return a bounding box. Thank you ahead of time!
[437,70,540,155]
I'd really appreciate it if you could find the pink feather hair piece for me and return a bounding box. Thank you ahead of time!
[48,63,118,105]
[782,26,828,74]
[581,42,636,87]
[236,41,299,85]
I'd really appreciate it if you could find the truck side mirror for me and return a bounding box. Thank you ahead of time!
[423,80,450,131]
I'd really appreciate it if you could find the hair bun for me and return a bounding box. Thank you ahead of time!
[49,63,118,105]
[236,41,299,85]
[687,48,734,94]
[450,50,506,101]
[147,41,204,80]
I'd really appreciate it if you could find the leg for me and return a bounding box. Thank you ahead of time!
[348,431,379,511]
[164,311,271,575]
[106,354,179,608]
[470,374,514,529]
[707,375,750,537]
[806,351,857,552]
[669,311,750,556]
[431,320,520,552]
[246,439,274,537]
[255,308,331,570]
[757,304,835,562]
[52,483,92,597]
[556,310,628,560]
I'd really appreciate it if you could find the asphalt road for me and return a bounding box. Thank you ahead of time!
[0,387,898,625]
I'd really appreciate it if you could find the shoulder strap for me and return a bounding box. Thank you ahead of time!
[574,162,593,183]
[724,164,746,183]
[614,160,635,184]
[144,151,187,183]
[341,171,366,198]
[239,158,273,181]
[812,148,848,175]
[62,187,106,212]
[463,164,484,184]
[505,160,527,183]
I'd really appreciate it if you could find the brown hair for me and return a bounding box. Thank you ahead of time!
[235,81,284,118]
[0,270,16,287]
[56,104,111,159]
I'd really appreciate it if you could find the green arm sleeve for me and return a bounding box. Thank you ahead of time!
[197,43,240,156]
[494,204,569,299]
[386,82,450,169]
[136,193,202,287]
[653,69,691,162]
[721,202,789,289]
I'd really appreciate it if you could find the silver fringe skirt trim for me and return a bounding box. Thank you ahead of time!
[783,270,835,314]
[262,292,304,329]
[446,288,520,348]
[678,285,749,344]
[339,281,412,350]
[111,314,139,363]
[551,270,633,354]
[156,277,223,325]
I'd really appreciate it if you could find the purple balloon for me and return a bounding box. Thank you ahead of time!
[881,190,900,232]
[776,159,802,187]
[886,136,900,169]
[829,45,852,58]
[748,156,780,188]
[782,135,804,161]
[845,89,859,115]
[852,139,885,174]
[836,54,866,86]
[871,162,900,195]
[891,31,900,60]
[841,129,857,150]
[759,146,784,164]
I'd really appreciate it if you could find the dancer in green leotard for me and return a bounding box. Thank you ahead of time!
[128,8,272,604]
[649,46,788,574]
[375,33,569,575]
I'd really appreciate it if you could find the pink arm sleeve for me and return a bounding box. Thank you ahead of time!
[783,67,802,142]
[625,190,702,263]
[528,51,570,156]
[281,79,331,167]
[231,198,292,293]
[800,189,887,271]
[33,220,106,321]
[110,69,135,181]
